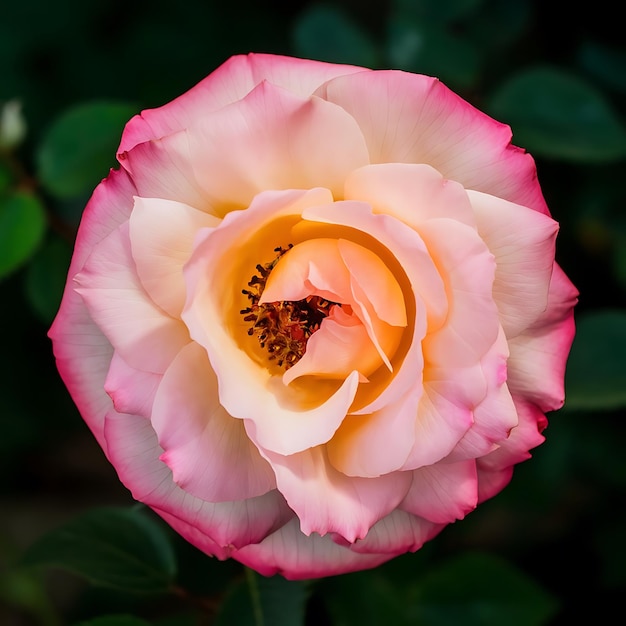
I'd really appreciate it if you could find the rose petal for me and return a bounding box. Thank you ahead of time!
[233,518,391,580]
[469,190,560,338]
[327,388,420,477]
[400,460,478,524]
[445,326,519,462]
[129,197,220,317]
[419,218,499,367]
[507,264,578,411]
[343,509,444,555]
[186,80,370,210]
[344,162,475,229]
[120,130,211,211]
[103,410,293,551]
[75,222,190,374]
[317,69,549,215]
[104,351,162,418]
[260,445,412,543]
[151,342,276,502]
[282,308,382,385]
[49,168,137,451]
[119,53,368,153]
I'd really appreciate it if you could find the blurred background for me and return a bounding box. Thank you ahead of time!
[1,1,625,624]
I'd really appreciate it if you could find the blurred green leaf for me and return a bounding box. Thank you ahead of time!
[292,4,381,68]
[24,233,72,323]
[36,101,136,199]
[0,190,46,279]
[465,0,530,51]
[488,66,626,162]
[214,571,309,626]
[579,41,626,94]
[412,552,558,626]
[323,551,556,626]
[565,310,626,410]
[21,507,177,593]
[387,16,481,89]
[392,0,485,22]
[72,617,152,626]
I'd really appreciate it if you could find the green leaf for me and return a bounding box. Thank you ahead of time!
[565,310,626,410]
[24,233,72,323]
[0,190,46,279]
[21,507,177,593]
[72,617,152,626]
[579,41,626,94]
[36,101,136,199]
[411,552,558,626]
[488,66,626,162]
[292,4,380,68]
[214,570,310,626]
[387,17,481,90]
[392,0,485,22]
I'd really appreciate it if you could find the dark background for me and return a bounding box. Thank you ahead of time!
[1,1,625,624]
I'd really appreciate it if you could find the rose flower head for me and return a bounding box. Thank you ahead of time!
[50,54,578,579]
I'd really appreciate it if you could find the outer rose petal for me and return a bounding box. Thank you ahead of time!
[261,445,412,543]
[75,222,190,374]
[476,398,548,503]
[233,518,393,580]
[151,342,276,502]
[120,130,211,211]
[104,351,162,418]
[507,264,578,411]
[400,460,478,524]
[468,190,560,338]
[119,54,368,153]
[129,197,220,317]
[49,168,137,451]
[186,81,370,210]
[103,410,293,552]
[316,70,549,216]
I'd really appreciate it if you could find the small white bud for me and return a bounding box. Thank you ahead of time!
[0,100,27,149]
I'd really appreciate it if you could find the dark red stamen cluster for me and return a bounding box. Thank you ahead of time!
[240,245,339,369]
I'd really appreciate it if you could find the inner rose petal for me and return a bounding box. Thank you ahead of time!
[258,238,406,380]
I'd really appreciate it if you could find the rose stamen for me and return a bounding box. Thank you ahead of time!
[240,245,340,369]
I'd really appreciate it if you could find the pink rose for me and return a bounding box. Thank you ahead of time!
[49,54,578,579]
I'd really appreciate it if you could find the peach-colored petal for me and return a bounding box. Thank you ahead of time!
[129,197,220,318]
[75,222,190,374]
[186,81,369,210]
[327,388,420,478]
[103,410,293,551]
[507,264,578,412]
[49,168,137,451]
[342,509,444,555]
[317,69,549,215]
[120,130,211,211]
[445,326,519,462]
[420,218,499,367]
[344,162,475,229]
[400,460,478,524]
[282,308,382,385]
[104,351,162,419]
[469,190,560,338]
[119,53,368,153]
[233,518,392,580]
[261,446,412,543]
[298,201,441,414]
[151,342,276,502]
[400,376,474,470]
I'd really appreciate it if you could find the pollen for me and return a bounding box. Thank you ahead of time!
[240,245,339,369]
